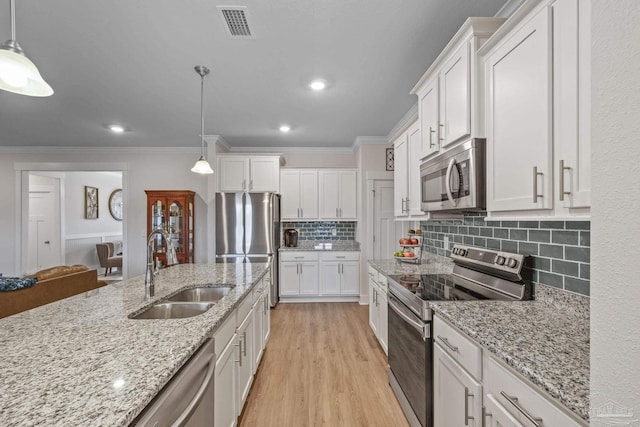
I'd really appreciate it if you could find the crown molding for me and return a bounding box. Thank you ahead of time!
[352,136,388,151]
[205,135,231,152]
[0,146,200,154]
[387,104,419,142]
[495,0,526,18]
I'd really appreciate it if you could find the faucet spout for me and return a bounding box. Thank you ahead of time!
[145,228,179,300]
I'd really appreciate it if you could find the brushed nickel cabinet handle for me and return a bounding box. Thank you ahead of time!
[243,332,247,356]
[439,123,445,141]
[559,160,571,201]
[437,335,459,352]
[429,126,436,148]
[483,406,491,426]
[533,166,543,203]
[464,387,474,425]
[500,392,542,426]
[235,342,242,366]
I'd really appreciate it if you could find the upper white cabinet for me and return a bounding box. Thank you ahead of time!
[411,18,506,159]
[218,155,280,193]
[481,0,591,217]
[393,120,424,218]
[280,169,319,220]
[393,131,409,217]
[318,170,357,220]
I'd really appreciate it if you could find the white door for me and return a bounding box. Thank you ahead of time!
[419,76,440,158]
[219,157,249,192]
[393,135,409,217]
[299,170,319,219]
[441,42,471,147]
[280,170,301,219]
[318,171,339,219]
[338,170,357,219]
[320,261,341,295]
[340,261,359,295]
[373,180,401,260]
[299,262,319,295]
[249,157,279,192]
[28,182,61,272]
[279,263,300,296]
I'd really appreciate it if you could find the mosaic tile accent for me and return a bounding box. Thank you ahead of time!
[282,221,356,241]
[420,213,591,296]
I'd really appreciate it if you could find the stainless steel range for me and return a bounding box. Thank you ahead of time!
[387,244,532,427]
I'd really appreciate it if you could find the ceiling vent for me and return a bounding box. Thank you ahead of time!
[217,6,255,38]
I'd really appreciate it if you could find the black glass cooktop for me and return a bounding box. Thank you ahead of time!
[388,273,489,302]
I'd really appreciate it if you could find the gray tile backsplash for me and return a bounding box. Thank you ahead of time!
[420,213,591,296]
[282,221,356,241]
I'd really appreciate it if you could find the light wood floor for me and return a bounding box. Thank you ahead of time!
[239,303,409,427]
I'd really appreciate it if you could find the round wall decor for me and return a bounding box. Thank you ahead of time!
[108,189,123,221]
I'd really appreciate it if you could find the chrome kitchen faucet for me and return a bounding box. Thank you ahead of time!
[145,229,179,300]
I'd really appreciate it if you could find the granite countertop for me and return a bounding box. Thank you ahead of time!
[369,254,454,276]
[368,257,589,422]
[0,262,268,427]
[279,240,360,251]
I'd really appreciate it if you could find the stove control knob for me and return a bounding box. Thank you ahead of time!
[507,258,518,268]
[452,248,458,255]
[459,249,467,256]
[496,256,506,265]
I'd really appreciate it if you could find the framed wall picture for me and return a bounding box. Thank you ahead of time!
[85,186,99,219]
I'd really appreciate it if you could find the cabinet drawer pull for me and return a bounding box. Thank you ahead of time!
[437,335,459,352]
[336,256,346,259]
[559,160,571,201]
[464,387,474,425]
[243,332,247,357]
[500,392,542,426]
[294,256,304,259]
[532,166,543,203]
[439,123,445,141]
[429,126,436,148]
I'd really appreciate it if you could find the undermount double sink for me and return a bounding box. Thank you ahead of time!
[130,286,232,320]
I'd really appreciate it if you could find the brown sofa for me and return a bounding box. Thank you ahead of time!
[0,265,107,319]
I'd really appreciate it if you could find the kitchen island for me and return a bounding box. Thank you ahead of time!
[0,262,269,427]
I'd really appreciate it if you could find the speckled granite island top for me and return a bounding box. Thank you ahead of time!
[279,240,360,251]
[369,257,589,422]
[0,262,268,427]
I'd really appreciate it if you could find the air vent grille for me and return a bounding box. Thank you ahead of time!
[217,6,254,38]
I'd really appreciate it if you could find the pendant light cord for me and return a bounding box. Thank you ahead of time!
[10,0,16,40]
[200,71,205,157]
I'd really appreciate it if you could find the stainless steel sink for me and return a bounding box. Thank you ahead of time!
[130,302,213,320]
[166,286,233,303]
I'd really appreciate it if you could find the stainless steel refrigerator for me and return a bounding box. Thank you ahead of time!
[215,192,281,307]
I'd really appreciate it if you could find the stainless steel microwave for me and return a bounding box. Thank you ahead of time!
[420,139,486,212]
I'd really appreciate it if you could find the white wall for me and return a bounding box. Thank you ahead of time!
[281,151,356,168]
[0,148,206,278]
[591,0,640,418]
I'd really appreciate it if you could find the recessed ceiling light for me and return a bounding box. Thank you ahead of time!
[109,125,125,133]
[309,80,326,91]
[279,125,291,133]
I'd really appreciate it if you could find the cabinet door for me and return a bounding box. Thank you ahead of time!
[320,261,341,295]
[299,170,319,219]
[252,294,264,373]
[434,345,483,427]
[486,6,553,212]
[237,312,254,409]
[393,134,409,217]
[280,170,301,220]
[554,0,590,209]
[407,122,425,216]
[338,170,357,219]
[219,157,249,192]
[368,281,378,335]
[419,76,440,158]
[377,290,388,355]
[484,394,525,427]
[299,262,319,295]
[214,338,238,427]
[318,171,339,219]
[279,262,300,296]
[250,157,279,192]
[441,42,471,147]
[263,287,271,344]
[340,261,359,295]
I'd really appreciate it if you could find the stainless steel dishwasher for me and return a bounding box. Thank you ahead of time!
[134,338,215,427]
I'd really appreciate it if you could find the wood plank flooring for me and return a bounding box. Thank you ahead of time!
[239,303,409,427]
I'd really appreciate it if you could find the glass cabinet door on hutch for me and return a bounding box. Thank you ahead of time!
[145,190,195,265]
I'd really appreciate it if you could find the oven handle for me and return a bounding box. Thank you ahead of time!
[445,158,458,207]
[388,295,425,336]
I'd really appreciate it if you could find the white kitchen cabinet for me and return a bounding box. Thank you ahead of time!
[393,132,409,217]
[368,279,378,336]
[214,333,238,427]
[299,262,319,295]
[236,309,254,410]
[393,120,426,218]
[481,0,590,217]
[367,266,388,355]
[434,344,483,427]
[484,394,525,427]
[262,286,271,345]
[280,169,319,220]
[252,287,264,373]
[319,252,360,296]
[279,252,319,297]
[318,170,357,220]
[218,155,280,193]
[411,18,505,158]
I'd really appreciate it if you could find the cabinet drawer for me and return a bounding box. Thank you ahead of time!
[367,265,378,281]
[320,251,360,261]
[237,291,254,324]
[433,315,482,381]
[214,311,236,359]
[280,251,319,262]
[484,355,586,427]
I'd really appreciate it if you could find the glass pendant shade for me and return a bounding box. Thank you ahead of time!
[191,156,214,174]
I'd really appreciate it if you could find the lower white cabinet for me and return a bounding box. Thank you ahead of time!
[367,267,388,355]
[214,315,239,427]
[433,344,483,427]
[280,251,360,299]
[484,394,525,427]
[237,309,254,409]
[253,280,271,372]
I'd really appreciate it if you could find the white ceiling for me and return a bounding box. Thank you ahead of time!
[0,0,508,149]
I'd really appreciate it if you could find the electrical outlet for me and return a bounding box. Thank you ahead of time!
[332,228,337,237]
[444,236,449,250]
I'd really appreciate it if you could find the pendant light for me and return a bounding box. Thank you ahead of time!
[0,0,53,97]
[191,65,214,174]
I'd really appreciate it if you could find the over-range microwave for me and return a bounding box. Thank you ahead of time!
[420,138,486,212]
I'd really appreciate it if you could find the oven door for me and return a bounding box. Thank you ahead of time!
[420,138,485,212]
[387,292,431,427]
